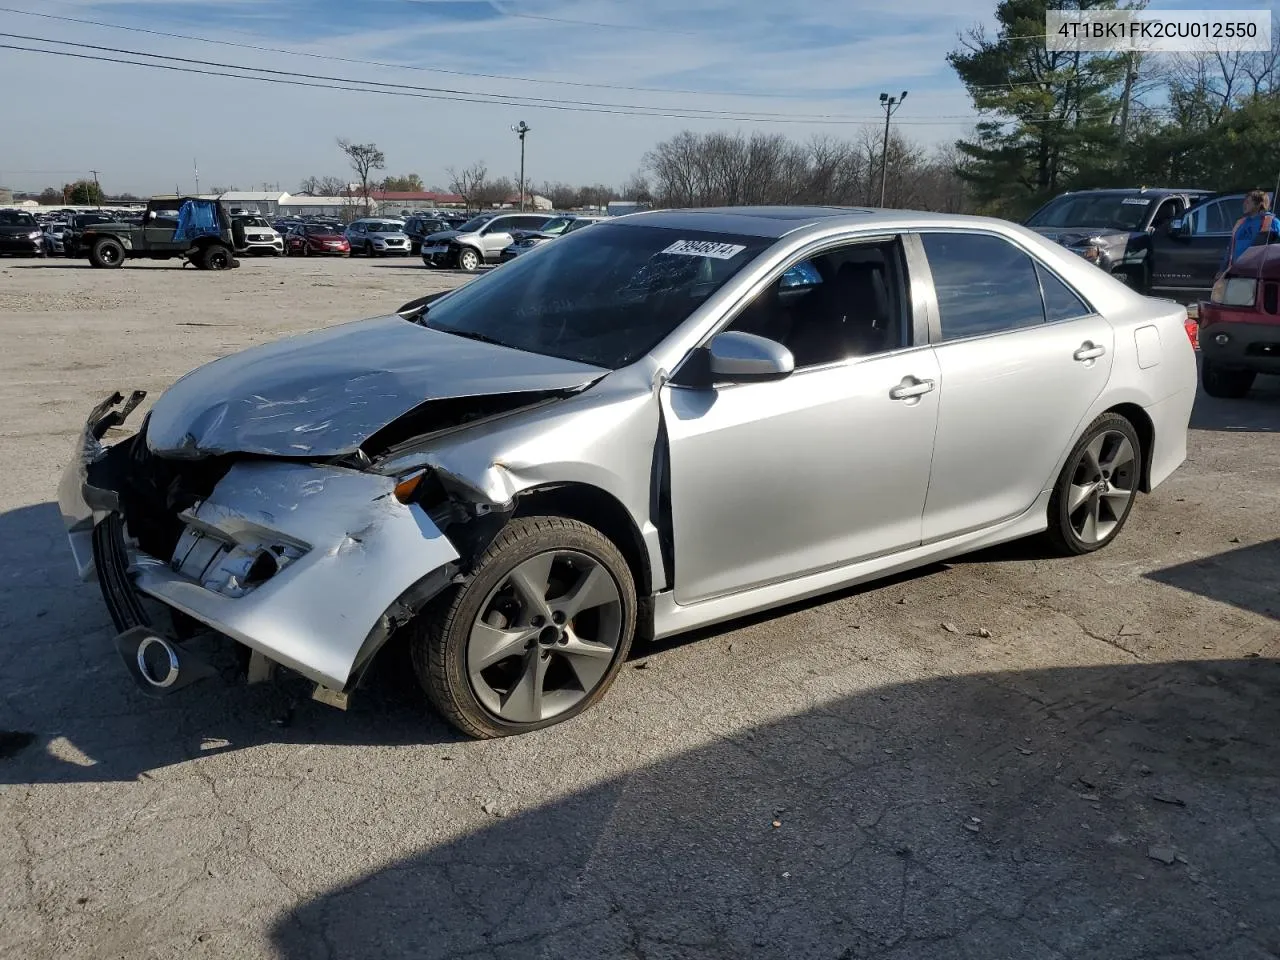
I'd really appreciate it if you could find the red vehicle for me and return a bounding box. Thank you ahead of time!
[284,224,350,256]
[1197,243,1280,397]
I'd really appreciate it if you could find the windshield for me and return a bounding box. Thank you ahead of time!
[540,217,575,235]
[238,216,270,228]
[365,221,403,233]
[422,223,770,369]
[0,211,37,227]
[305,224,337,235]
[1026,194,1154,231]
[456,214,494,233]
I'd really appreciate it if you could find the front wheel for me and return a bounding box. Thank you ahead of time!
[89,237,125,269]
[457,246,482,272]
[1201,359,1255,399]
[1045,413,1142,556]
[412,517,637,739]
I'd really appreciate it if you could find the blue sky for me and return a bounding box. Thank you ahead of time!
[0,0,1275,195]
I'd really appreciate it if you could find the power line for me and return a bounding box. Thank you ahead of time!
[0,5,1102,101]
[3,33,1128,126]
[0,31,873,121]
[0,5,835,101]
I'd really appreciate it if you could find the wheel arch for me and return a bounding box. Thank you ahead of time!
[1101,401,1156,493]
[510,482,653,599]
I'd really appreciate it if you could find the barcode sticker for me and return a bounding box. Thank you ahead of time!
[661,239,747,259]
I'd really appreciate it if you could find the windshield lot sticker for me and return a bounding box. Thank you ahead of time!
[662,239,747,259]
[1121,198,1150,204]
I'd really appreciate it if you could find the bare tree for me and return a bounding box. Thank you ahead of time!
[299,175,346,196]
[447,162,489,213]
[337,139,385,214]
[475,176,515,209]
[640,128,971,213]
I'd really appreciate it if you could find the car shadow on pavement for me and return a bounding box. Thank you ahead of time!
[1145,538,1280,621]
[266,657,1280,960]
[1191,377,1280,433]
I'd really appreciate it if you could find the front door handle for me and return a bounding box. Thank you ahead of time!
[889,377,935,400]
[1074,342,1106,361]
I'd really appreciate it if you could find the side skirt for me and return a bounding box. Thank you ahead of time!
[651,492,1052,641]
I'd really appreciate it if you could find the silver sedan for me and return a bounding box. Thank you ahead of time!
[60,207,1196,737]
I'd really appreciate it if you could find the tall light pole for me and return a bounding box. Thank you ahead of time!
[89,169,102,209]
[877,91,907,208]
[511,121,531,211]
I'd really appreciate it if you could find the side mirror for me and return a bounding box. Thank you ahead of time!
[706,331,794,382]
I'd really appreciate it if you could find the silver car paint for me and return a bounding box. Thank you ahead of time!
[61,207,1196,694]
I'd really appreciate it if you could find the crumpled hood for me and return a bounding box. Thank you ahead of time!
[423,230,462,243]
[145,315,607,458]
[1029,226,1134,249]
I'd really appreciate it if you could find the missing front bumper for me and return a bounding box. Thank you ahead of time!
[61,393,463,695]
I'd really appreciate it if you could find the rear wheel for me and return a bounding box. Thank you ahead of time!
[457,246,482,272]
[1201,359,1255,399]
[1045,413,1142,556]
[412,516,636,738]
[201,244,233,270]
[89,237,125,269]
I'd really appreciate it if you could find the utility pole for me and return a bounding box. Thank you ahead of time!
[1118,50,1137,144]
[877,92,907,208]
[89,169,102,209]
[512,121,531,211]
[194,158,200,196]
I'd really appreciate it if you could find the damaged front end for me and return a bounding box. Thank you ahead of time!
[60,391,472,704]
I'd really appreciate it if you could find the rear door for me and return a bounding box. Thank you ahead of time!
[1150,195,1238,296]
[915,231,1114,542]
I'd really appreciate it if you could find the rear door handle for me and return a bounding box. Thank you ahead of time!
[889,377,935,400]
[1074,342,1106,361]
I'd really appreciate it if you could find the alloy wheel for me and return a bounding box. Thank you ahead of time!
[466,550,623,724]
[1066,430,1137,544]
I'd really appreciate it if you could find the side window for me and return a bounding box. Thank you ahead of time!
[1151,198,1182,231]
[482,218,511,235]
[921,233,1044,341]
[518,216,550,230]
[1191,199,1234,236]
[726,239,908,368]
[1036,263,1092,322]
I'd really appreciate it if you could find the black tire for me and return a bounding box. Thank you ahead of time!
[365,241,375,258]
[302,243,310,257]
[457,246,482,272]
[1201,359,1255,399]
[411,516,637,739]
[201,244,233,270]
[89,237,125,269]
[1045,412,1143,556]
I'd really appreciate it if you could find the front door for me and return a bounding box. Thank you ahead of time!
[662,237,940,604]
[916,231,1115,541]
[480,220,515,260]
[144,205,182,251]
[1150,195,1237,297]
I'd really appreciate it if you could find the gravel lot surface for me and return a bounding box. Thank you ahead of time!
[1,255,1278,960]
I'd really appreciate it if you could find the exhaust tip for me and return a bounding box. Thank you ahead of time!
[135,635,180,688]
[114,626,215,697]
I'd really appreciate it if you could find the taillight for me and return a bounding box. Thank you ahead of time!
[1184,319,1200,350]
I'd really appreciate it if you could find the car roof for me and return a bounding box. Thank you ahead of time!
[607,206,975,239]
[1053,188,1210,198]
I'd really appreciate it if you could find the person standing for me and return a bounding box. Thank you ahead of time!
[1219,189,1280,276]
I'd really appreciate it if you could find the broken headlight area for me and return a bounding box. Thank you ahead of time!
[171,506,306,598]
